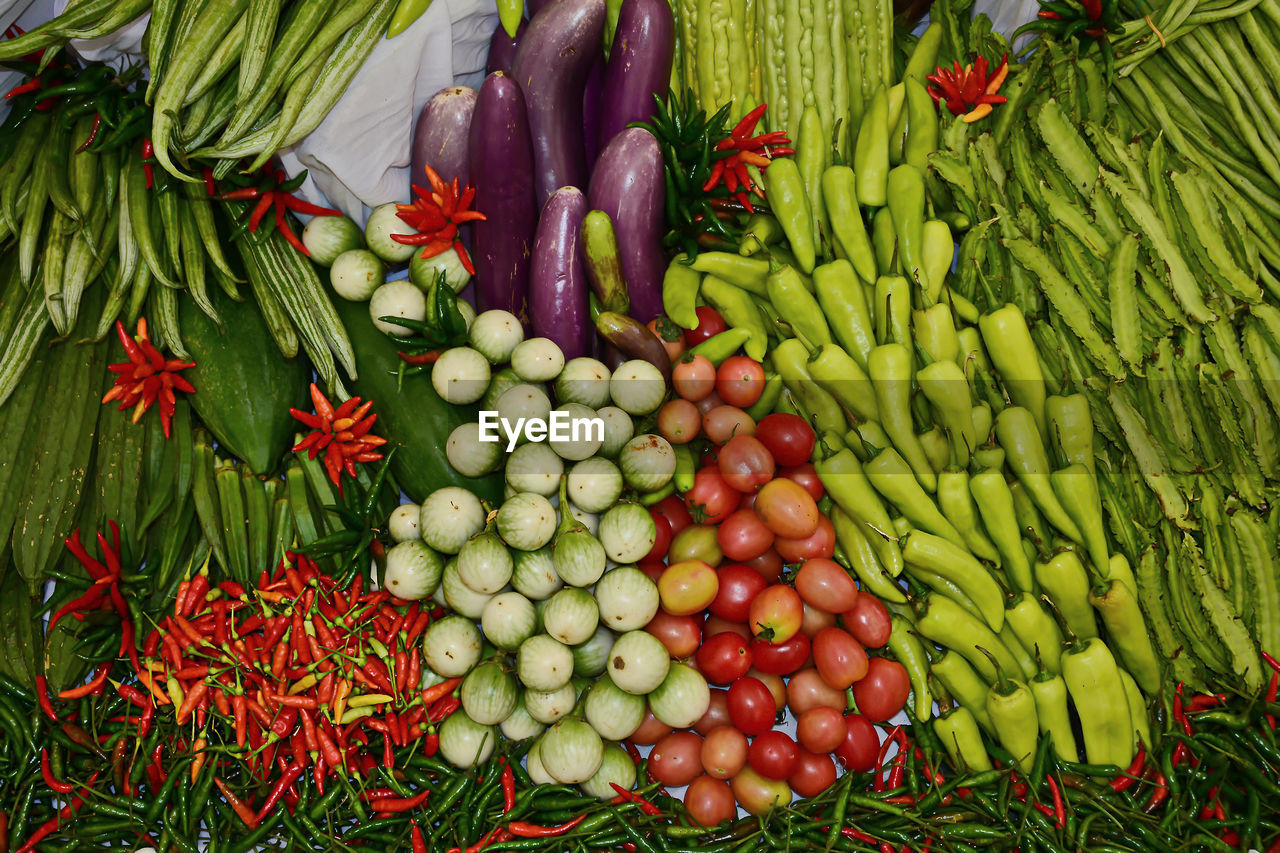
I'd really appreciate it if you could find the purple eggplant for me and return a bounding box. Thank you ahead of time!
[486,19,526,75]
[598,0,674,149]
[411,86,477,194]
[527,0,556,20]
[586,127,665,323]
[511,0,606,205]
[582,54,605,175]
[530,187,591,359]
[470,72,537,322]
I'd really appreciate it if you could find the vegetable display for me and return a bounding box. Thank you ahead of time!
[0,0,1279,848]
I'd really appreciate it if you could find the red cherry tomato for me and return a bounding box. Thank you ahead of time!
[796,706,848,754]
[726,677,776,736]
[695,632,754,685]
[834,713,880,772]
[745,549,784,583]
[717,435,775,493]
[754,479,820,539]
[645,610,702,659]
[788,748,838,798]
[774,514,836,562]
[800,602,839,638]
[716,356,767,409]
[747,730,799,781]
[703,615,751,640]
[747,585,804,645]
[673,354,717,401]
[750,632,811,676]
[853,657,912,722]
[685,467,738,525]
[786,668,848,715]
[755,413,816,466]
[694,689,732,734]
[748,668,788,712]
[657,399,702,445]
[794,557,860,614]
[650,731,704,786]
[637,561,666,585]
[700,726,748,780]
[812,627,870,689]
[648,317,687,361]
[629,707,673,745]
[652,494,692,536]
[684,775,736,826]
[644,511,673,562]
[692,390,725,417]
[716,509,775,562]
[710,564,769,623]
[738,491,758,511]
[841,592,893,649]
[703,406,756,444]
[684,306,727,346]
[779,463,825,501]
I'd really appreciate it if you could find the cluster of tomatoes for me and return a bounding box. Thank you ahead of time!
[629,309,912,824]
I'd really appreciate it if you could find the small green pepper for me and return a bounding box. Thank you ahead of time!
[698,276,768,361]
[921,219,954,304]
[918,425,951,474]
[744,371,783,422]
[871,206,898,276]
[867,344,936,492]
[1050,464,1109,575]
[763,157,816,273]
[772,338,846,434]
[821,167,877,284]
[738,213,782,256]
[1045,394,1096,478]
[917,360,977,469]
[687,327,752,366]
[1061,636,1136,767]
[864,448,960,543]
[661,254,701,329]
[815,449,904,579]
[672,443,696,493]
[979,647,1040,775]
[1034,548,1098,640]
[1005,592,1064,675]
[873,275,913,348]
[767,263,832,348]
[853,86,890,208]
[886,613,933,719]
[913,303,959,365]
[932,649,996,733]
[796,106,829,259]
[1117,668,1153,749]
[902,530,1005,631]
[829,506,905,603]
[903,78,940,174]
[814,260,877,369]
[886,164,929,295]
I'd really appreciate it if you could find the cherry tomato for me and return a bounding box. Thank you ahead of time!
[673,354,717,401]
[796,706,847,753]
[659,560,720,616]
[629,706,673,745]
[754,479,820,539]
[750,632,810,676]
[812,627,869,690]
[730,766,792,816]
[716,356,766,408]
[650,731,704,786]
[717,435,775,493]
[637,561,666,585]
[748,730,799,781]
[800,601,838,638]
[694,689,732,734]
[709,564,768,623]
[645,610,702,659]
[726,677,776,736]
[703,615,750,640]
[755,413,816,466]
[779,463,825,501]
[644,511,673,562]
[794,557,860,614]
[834,713,880,772]
[785,668,848,715]
[684,775,736,827]
[669,524,723,566]
[738,491,758,511]
[692,390,725,417]
[853,657,912,722]
[657,399,702,444]
[700,726,748,780]
[745,548,784,583]
[748,584,803,645]
[685,468,737,525]
[774,514,836,563]
[716,509,775,562]
[788,749,838,798]
[703,406,756,444]
[652,494,692,535]
[684,306,727,346]
[747,668,787,712]
[841,592,893,649]
[696,632,754,684]
[648,317,687,361]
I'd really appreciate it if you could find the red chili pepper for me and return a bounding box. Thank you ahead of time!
[428,695,460,724]
[507,815,587,838]
[411,822,427,853]
[1266,669,1279,731]
[1262,650,1280,671]
[501,763,516,812]
[275,203,310,255]
[255,761,305,823]
[1142,773,1169,814]
[216,777,261,829]
[35,675,60,721]
[398,350,441,366]
[420,677,462,708]
[4,79,42,99]
[15,771,98,853]
[423,730,439,757]
[369,790,430,812]
[176,681,208,724]
[1046,775,1065,827]
[609,783,662,815]
[40,748,74,794]
[59,662,112,699]
[1110,745,1146,793]
[74,113,103,153]
[281,195,342,218]
[141,139,154,189]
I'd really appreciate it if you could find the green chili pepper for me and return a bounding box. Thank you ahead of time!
[687,327,752,366]
[829,507,905,603]
[662,254,701,330]
[743,372,783,423]
[995,407,1084,544]
[1048,464,1111,582]
[1087,578,1161,694]
[902,530,1005,631]
[739,213,782,256]
[916,593,1023,683]
[913,304,959,365]
[1044,394,1096,479]
[966,470,1032,589]
[796,106,829,258]
[767,263,832,348]
[1027,669,1078,763]
[918,360,977,470]
[1061,636,1136,768]
[902,79,939,176]
[849,421,891,459]
[853,86,889,208]
[821,168,877,284]
[932,650,996,733]
[1009,481,1049,554]
[690,252,770,296]
[934,706,993,773]
[978,646,1040,775]
[863,447,955,543]
[885,614,932,719]
[937,469,1000,564]
[698,276,768,361]
[1005,592,1063,675]
[763,157,815,273]
[772,338,846,434]
[1105,554,1138,599]
[815,448,904,579]
[872,206,898,276]
[886,165,929,295]
[807,344,879,422]
[813,260,877,370]
[867,344,936,491]
[979,306,1048,434]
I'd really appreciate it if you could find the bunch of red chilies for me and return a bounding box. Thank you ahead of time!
[40,536,460,834]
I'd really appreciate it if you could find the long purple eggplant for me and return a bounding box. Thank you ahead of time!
[411,86,477,193]
[511,0,606,205]
[470,72,537,322]
[598,0,674,149]
[582,54,605,175]
[586,127,665,323]
[485,19,526,75]
[527,0,556,20]
[530,188,591,359]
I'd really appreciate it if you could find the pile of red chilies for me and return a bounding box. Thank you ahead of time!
[44,539,462,830]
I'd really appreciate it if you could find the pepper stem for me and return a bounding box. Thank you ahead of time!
[975,646,1014,696]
